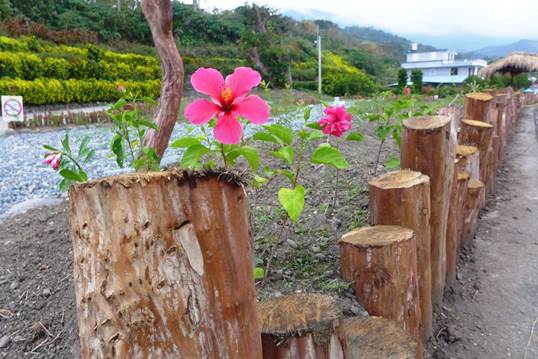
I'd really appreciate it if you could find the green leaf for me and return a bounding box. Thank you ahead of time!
[43,144,61,152]
[59,169,82,182]
[253,131,280,144]
[306,122,322,130]
[262,165,275,178]
[278,185,305,223]
[227,146,260,171]
[253,175,268,185]
[110,98,127,110]
[270,146,294,165]
[310,144,349,169]
[111,134,125,168]
[134,118,158,130]
[265,124,293,145]
[253,267,265,280]
[346,131,364,142]
[61,134,71,154]
[141,96,158,106]
[83,149,96,163]
[278,169,295,182]
[297,129,310,140]
[385,157,400,170]
[180,144,209,169]
[170,137,201,148]
[78,136,90,156]
[59,178,71,192]
[78,170,88,182]
[303,106,312,121]
[375,126,390,142]
[308,129,324,140]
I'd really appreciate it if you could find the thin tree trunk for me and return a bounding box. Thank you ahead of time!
[141,0,184,158]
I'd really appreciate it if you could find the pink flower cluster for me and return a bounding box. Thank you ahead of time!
[44,153,61,171]
[184,67,270,144]
[319,105,351,137]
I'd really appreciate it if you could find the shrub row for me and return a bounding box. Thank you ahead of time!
[0,78,160,105]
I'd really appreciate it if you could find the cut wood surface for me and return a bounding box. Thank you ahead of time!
[461,179,485,245]
[69,170,261,359]
[464,92,494,124]
[459,119,493,184]
[340,225,422,357]
[401,115,456,306]
[456,145,480,180]
[336,317,416,359]
[368,170,433,340]
[257,293,343,359]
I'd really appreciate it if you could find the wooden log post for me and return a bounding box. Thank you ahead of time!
[458,119,493,185]
[464,92,494,124]
[461,179,485,245]
[401,115,456,306]
[69,171,262,358]
[368,170,432,340]
[340,225,422,357]
[336,317,416,359]
[257,293,343,358]
[493,94,508,163]
[445,170,470,287]
[456,145,480,181]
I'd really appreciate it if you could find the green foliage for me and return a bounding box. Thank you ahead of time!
[512,73,531,90]
[411,69,423,94]
[278,185,305,223]
[397,68,408,91]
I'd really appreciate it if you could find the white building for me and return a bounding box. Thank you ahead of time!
[401,46,487,84]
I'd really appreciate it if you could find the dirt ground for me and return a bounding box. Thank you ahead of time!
[0,105,536,358]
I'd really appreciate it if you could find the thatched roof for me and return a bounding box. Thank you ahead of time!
[479,52,538,78]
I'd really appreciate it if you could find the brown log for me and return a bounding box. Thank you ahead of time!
[69,171,262,358]
[458,119,493,184]
[456,145,480,181]
[257,293,343,358]
[445,171,470,287]
[340,225,422,357]
[401,115,456,306]
[336,317,416,359]
[461,179,485,245]
[368,170,432,340]
[141,0,184,158]
[463,92,494,124]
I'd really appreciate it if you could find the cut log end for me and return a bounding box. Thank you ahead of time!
[456,145,478,157]
[461,119,493,128]
[403,115,451,130]
[337,317,417,359]
[465,92,494,102]
[369,170,429,190]
[341,225,415,247]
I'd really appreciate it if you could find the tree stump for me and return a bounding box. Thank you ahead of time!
[336,317,416,359]
[464,92,494,124]
[445,171,470,287]
[456,145,480,180]
[368,170,432,340]
[461,179,485,245]
[69,170,262,358]
[458,119,493,185]
[340,226,422,357]
[257,293,343,358]
[401,115,456,306]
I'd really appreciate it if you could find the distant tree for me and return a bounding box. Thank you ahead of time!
[397,68,408,92]
[512,73,531,90]
[411,69,423,94]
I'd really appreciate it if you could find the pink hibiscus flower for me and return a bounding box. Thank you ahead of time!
[319,105,352,137]
[184,67,270,144]
[44,153,62,171]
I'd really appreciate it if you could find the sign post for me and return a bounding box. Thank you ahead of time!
[1,96,24,123]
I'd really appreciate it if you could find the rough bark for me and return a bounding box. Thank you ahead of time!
[464,92,494,124]
[401,115,456,306]
[456,145,480,181]
[141,0,184,158]
[336,317,416,359]
[69,171,262,358]
[368,170,432,340]
[461,179,485,245]
[257,293,343,359]
[458,119,493,185]
[446,170,470,287]
[340,225,422,358]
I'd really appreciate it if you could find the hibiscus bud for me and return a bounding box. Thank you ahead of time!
[117,84,126,93]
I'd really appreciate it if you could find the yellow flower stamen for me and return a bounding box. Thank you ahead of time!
[221,87,233,103]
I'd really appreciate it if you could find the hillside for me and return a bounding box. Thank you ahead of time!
[469,39,538,59]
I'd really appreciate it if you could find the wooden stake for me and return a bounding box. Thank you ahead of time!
[401,115,456,306]
[257,293,343,358]
[336,317,416,359]
[368,170,432,340]
[456,145,480,181]
[464,92,494,124]
[459,119,493,185]
[461,179,485,245]
[340,225,422,357]
[69,171,262,358]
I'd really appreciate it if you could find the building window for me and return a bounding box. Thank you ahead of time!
[450,67,458,76]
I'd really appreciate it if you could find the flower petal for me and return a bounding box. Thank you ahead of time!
[225,67,262,98]
[190,67,225,100]
[184,99,221,125]
[233,95,270,124]
[214,113,242,144]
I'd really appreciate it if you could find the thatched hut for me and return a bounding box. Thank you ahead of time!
[478,52,538,78]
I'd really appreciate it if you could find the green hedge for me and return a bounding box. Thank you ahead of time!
[0,78,161,104]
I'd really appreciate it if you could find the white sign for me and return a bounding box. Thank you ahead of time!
[2,96,24,122]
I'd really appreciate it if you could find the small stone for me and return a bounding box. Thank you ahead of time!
[10,281,19,290]
[315,253,325,260]
[312,246,321,253]
[286,239,298,249]
[12,336,25,343]
[456,272,462,280]
[350,304,362,315]
[42,288,51,297]
[0,335,11,348]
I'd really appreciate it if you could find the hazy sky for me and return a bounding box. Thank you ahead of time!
[193,0,538,39]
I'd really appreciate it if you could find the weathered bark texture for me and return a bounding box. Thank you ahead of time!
[340,225,422,358]
[493,94,508,161]
[458,119,493,185]
[257,293,343,359]
[456,145,480,181]
[464,92,494,123]
[141,0,184,158]
[461,179,485,245]
[368,170,432,340]
[401,115,456,306]
[336,317,416,359]
[69,171,262,358]
[445,171,470,287]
